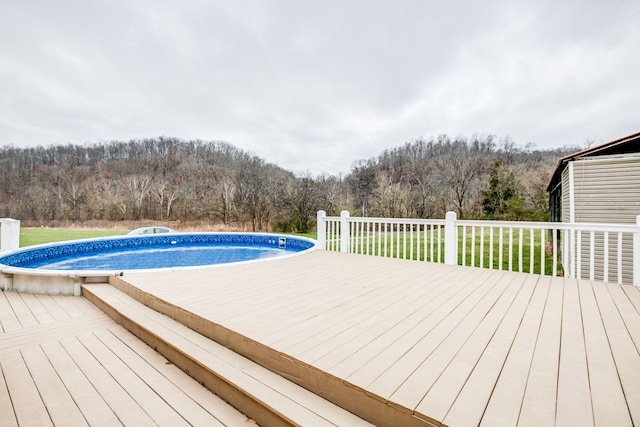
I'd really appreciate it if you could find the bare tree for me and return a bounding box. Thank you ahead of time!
[348,159,378,216]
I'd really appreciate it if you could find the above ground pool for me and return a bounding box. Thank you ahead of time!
[0,233,316,295]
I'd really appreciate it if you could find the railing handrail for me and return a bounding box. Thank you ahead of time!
[317,210,640,286]
[324,214,636,232]
[456,219,637,233]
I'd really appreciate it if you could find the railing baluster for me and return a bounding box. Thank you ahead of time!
[603,231,609,283]
[499,227,504,271]
[462,225,467,267]
[590,231,595,281]
[518,228,523,272]
[330,220,335,251]
[480,226,484,269]
[422,224,429,261]
[529,228,534,273]
[365,221,369,255]
[437,226,441,263]
[540,228,545,275]
[577,230,582,279]
[553,230,558,277]
[430,226,434,262]
[384,222,388,257]
[489,226,494,270]
[563,229,569,278]
[508,228,513,272]
[375,222,378,256]
[471,226,476,267]
[411,224,415,261]
[416,224,419,260]
[618,232,623,284]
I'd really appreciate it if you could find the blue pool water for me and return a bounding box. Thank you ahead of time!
[0,233,315,272]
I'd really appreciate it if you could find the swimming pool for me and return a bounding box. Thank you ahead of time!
[0,233,316,295]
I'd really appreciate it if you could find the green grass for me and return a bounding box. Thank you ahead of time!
[344,227,560,276]
[19,228,127,247]
[13,228,316,248]
[290,233,316,240]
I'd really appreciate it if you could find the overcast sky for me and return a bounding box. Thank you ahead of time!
[1,1,638,175]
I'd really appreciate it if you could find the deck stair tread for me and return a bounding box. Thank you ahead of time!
[82,283,373,427]
[0,289,255,427]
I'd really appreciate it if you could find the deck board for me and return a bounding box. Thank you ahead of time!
[20,345,89,426]
[389,270,525,412]
[86,283,369,427]
[59,334,158,426]
[339,266,484,386]
[3,292,38,329]
[427,273,540,426]
[348,267,500,393]
[19,293,56,324]
[366,268,508,405]
[609,284,640,351]
[75,332,191,426]
[4,247,638,427]
[479,275,551,427]
[36,294,74,321]
[579,280,632,427]
[303,267,452,369]
[0,291,21,333]
[0,359,19,427]
[592,283,640,425]
[1,351,53,426]
[116,250,639,426]
[518,275,564,426]
[556,278,593,426]
[107,326,249,427]
[0,290,260,426]
[40,340,124,427]
[116,250,640,426]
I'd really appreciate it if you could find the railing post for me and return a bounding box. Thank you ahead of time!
[316,210,326,250]
[634,215,640,286]
[0,218,20,253]
[340,210,350,253]
[444,211,457,265]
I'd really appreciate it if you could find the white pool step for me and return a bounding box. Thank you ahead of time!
[82,283,373,427]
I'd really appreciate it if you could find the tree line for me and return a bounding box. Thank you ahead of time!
[0,135,575,232]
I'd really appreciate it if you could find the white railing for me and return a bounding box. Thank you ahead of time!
[316,210,640,286]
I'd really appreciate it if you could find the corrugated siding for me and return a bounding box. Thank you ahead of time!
[571,156,640,284]
[573,156,640,223]
[561,167,571,223]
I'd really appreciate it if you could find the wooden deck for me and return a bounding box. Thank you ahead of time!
[0,290,254,426]
[2,250,639,426]
[110,250,640,427]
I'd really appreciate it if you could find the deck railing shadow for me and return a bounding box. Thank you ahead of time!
[317,210,640,286]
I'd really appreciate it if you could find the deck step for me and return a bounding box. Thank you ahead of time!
[82,283,373,427]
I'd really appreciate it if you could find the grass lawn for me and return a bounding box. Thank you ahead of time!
[14,228,316,248]
[345,227,560,276]
[19,228,128,247]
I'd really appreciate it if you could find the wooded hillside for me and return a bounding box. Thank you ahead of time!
[0,135,575,231]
